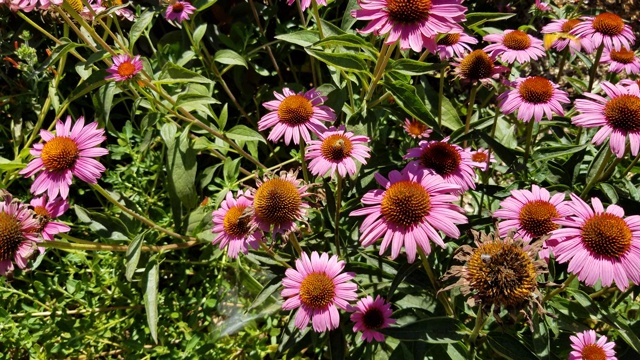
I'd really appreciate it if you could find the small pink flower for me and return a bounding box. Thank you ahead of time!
[105,54,143,82]
[287,0,326,11]
[350,295,395,342]
[0,0,38,11]
[484,30,546,64]
[572,81,640,158]
[30,195,70,241]
[351,0,466,52]
[541,19,594,54]
[211,190,262,258]
[452,49,509,86]
[403,118,432,139]
[165,0,196,23]
[570,12,635,52]
[20,116,109,200]
[351,163,467,263]
[82,0,134,20]
[569,330,617,360]
[550,194,640,291]
[425,32,478,61]
[601,47,640,75]
[305,126,370,179]
[281,251,358,332]
[469,148,495,171]
[405,138,476,193]
[534,0,550,11]
[0,195,41,276]
[498,76,570,122]
[259,88,335,145]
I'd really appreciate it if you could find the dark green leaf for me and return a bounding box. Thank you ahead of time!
[388,59,447,76]
[382,80,440,133]
[486,332,539,360]
[226,124,266,143]
[213,49,247,68]
[144,259,159,344]
[130,10,155,46]
[306,49,369,73]
[156,62,214,84]
[275,30,319,47]
[125,232,146,282]
[381,317,464,343]
[328,327,346,360]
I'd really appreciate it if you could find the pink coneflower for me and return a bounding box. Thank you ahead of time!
[0,195,40,276]
[350,163,467,263]
[498,76,570,122]
[350,295,395,343]
[569,330,617,360]
[573,81,640,158]
[351,0,466,52]
[541,19,594,54]
[469,148,495,171]
[484,30,546,64]
[425,32,478,61]
[29,195,70,241]
[249,170,312,236]
[259,88,335,145]
[405,138,476,193]
[281,251,358,332]
[82,0,135,20]
[452,49,509,86]
[570,12,635,52]
[20,116,108,200]
[0,0,37,11]
[286,0,326,11]
[534,0,550,11]
[211,190,262,258]
[601,47,640,75]
[403,118,432,139]
[305,126,371,179]
[550,194,640,291]
[164,0,195,23]
[105,54,143,82]
[493,185,569,242]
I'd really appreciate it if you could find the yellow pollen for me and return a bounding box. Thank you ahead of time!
[561,19,582,33]
[419,142,461,177]
[223,205,251,237]
[41,137,80,173]
[299,272,335,310]
[405,119,428,137]
[581,213,632,258]
[581,344,607,360]
[117,61,136,78]
[592,12,624,36]
[519,77,554,104]
[518,200,559,237]
[610,48,636,64]
[437,33,461,46]
[320,134,353,162]
[604,95,640,132]
[502,30,532,50]
[459,50,495,81]
[65,0,83,13]
[466,241,538,307]
[253,178,302,226]
[362,308,385,329]
[386,0,432,24]
[381,181,431,227]
[471,152,488,163]
[0,211,24,261]
[277,95,314,126]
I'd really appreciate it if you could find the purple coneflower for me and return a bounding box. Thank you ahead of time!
[105,54,143,82]
[569,330,617,360]
[0,195,40,276]
[498,76,570,122]
[570,12,635,52]
[484,30,546,64]
[165,0,196,23]
[305,126,370,179]
[211,190,262,258]
[30,195,70,241]
[601,47,640,75]
[425,32,478,61]
[350,295,395,343]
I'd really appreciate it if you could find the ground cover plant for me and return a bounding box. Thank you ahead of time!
[1,0,640,358]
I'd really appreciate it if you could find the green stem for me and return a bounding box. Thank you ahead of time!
[365,42,396,101]
[543,274,577,302]
[289,233,303,257]
[463,84,479,147]
[0,286,51,310]
[334,175,343,257]
[580,149,613,199]
[468,306,485,359]
[300,139,310,182]
[418,248,454,317]
[41,239,198,252]
[523,120,536,167]
[587,44,604,93]
[259,242,291,268]
[311,0,324,39]
[555,47,569,82]
[438,66,446,130]
[621,152,640,178]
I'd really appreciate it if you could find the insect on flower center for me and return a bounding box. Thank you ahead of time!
[277,95,314,126]
[437,33,461,46]
[321,134,353,162]
[223,205,252,237]
[561,19,582,33]
[581,213,632,258]
[592,12,624,36]
[604,94,640,132]
[471,152,488,163]
[0,211,24,261]
[381,181,431,227]
[519,77,554,104]
[33,206,51,232]
[41,136,80,173]
[117,61,136,78]
[386,0,432,24]
[459,50,494,81]
[466,242,538,307]
[581,344,607,360]
[419,142,461,177]
[502,30,532,50]
[362,307,385,329]
[518,200,559,237]
[610,47,636,64]
[172,2,184,12]
[299,272,335,310]
[253,178,302,226]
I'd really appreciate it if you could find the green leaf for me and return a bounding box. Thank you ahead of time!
[213,49,247,68]
[328,327,346,360]
[226,124,266,143]
[275,30,319,47]
[216,104,228,130]
[466,12,517,28]
[532,313,550,359]
[478,130,519,168]
[0,157,25,171]
[125,231,146,282]
[38,38,83,71]
[161,124,198,212]
[144,259,159,344]
[388,59,447,76]
[192,23,207,45]
[533,144,588,161]
[486,332,539,360]
[313,34,377,54]
[249,276,280,310]
[382,80,440,133]
[419,79,463,131]
[130,10,155,47]
[156,62,214,84]
[306,49,369,73]
[174,93,220,113]
[381,317,464,343]
[600,183,618,203]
